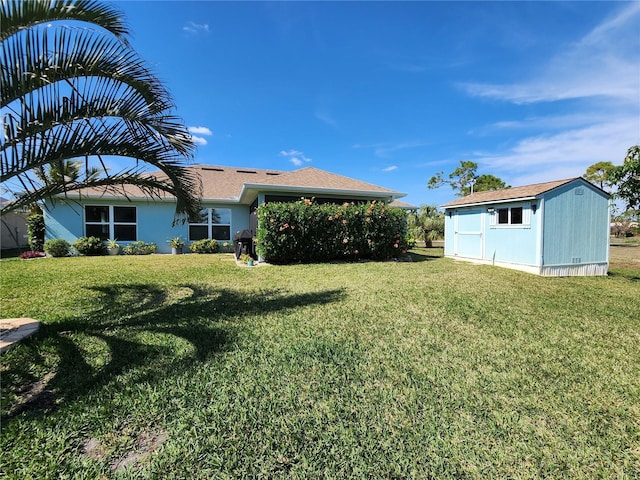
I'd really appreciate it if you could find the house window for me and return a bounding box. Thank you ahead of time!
[85,206,137,241]
[189,208,231,241]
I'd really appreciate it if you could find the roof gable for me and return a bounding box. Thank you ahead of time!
[441,177,607,208]
[246,166,396,194]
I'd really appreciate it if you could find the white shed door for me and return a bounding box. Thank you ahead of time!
[453,210,483,258]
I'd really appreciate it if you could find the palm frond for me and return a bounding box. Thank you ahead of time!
[1,0,200,221]
[1,27,170,109]
[0,0,129,44]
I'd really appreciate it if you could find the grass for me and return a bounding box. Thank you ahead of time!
[1,249,639,479]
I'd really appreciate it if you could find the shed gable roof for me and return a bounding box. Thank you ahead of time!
[441,177,605,208]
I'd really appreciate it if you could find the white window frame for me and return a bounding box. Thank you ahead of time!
[490,203,531,228]
[84,205,137,240]
[189,208,231,241]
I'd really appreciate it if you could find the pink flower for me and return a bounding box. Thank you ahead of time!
[343,238,349,244]
[354,249,359,255]
[394,243,399,248]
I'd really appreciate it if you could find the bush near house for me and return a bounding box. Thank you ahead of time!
[189,239,220,254]
[26,214,45,252]
[43,239,70,257]
[122,241,157,255]
[257,200,409,264]
[73,236,106,256]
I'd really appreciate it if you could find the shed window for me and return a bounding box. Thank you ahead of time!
[497,208,509,224]
[511,207,523,224]
[491,204,530,227]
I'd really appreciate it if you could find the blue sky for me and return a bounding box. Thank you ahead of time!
[115,1,639,207]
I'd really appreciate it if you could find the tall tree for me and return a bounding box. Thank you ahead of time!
[0,0,201,221]
[473,174,510,194]
[428,161,478,197]
[407,204,444,248]
[583,161,616,191]
[428,161,509,196]
[610,145,640,210]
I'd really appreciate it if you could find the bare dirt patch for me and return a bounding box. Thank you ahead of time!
[81,429,168,472]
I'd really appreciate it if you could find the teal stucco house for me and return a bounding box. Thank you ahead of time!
[44,164,408,254]
[442,177,610,276]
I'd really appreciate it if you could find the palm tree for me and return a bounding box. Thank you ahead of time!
[407,204,444,248]
[0,0,201,221]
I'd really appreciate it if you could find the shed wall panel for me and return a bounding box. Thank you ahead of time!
[542,182,609,266]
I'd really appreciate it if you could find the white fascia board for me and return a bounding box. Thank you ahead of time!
[54,193,240,205]
[239,183,406,203]
[441,196,538,209]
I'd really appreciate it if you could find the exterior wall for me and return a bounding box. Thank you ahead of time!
[483,202,539,266]
[45,198,251,254]
[541,180,609,271]
[444,204,539,266]
[444,211,455,256]
[1,212,29,249]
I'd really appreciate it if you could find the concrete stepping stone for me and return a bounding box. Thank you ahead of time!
[0,318,40,354]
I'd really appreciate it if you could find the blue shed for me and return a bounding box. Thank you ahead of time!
[442,178,610,276]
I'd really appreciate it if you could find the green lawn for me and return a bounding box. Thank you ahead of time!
[1,250,639,479]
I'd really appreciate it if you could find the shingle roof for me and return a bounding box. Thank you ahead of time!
[74,164,405,203]
[441,178,581,208]
[248,166,396,193]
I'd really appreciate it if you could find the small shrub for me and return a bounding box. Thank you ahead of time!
[122,241,157,255]
[189,239,220,254]
[26,214,45,252]
[73,236,106,256]
[19,250,46,260]
[44,239,71,257]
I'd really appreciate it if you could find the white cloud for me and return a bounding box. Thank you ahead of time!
[187,126,212,146]
[188,126,213,136]
[382,165,398,172]
[473,114,638,186]
[460,4,640,105]
[353,141,428,158]
[191,136,208,146]
[183,22,210,34]
[279,149,312,166]
[461,4,640,187]
[315,110,337,128]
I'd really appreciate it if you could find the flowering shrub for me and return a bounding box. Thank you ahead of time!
[189,239,220,254]
[19,250,46,259]
[256,199,409,264]
[122,241,157,255]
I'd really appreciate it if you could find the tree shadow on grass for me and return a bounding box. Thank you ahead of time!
[607,269,640,281]
[409,247,444,263]
[2,284,345,421]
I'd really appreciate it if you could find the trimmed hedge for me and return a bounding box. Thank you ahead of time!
[73,236,105,256]
[122,241,157,255]
[256,200,409,264]
[189,239,220,254]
